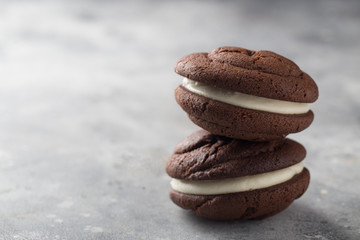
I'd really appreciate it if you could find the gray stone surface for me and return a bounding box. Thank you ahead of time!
[0,0,359,239]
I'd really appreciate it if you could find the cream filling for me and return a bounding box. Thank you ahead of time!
[170,162,304,195]
[182,78,310,114]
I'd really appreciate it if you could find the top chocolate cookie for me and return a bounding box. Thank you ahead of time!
[175,46,318,103]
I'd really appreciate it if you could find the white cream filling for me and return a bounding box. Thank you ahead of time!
[182,78,310,114]
[170,162,304,195]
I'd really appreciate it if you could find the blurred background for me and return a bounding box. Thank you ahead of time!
[0,0,359,239]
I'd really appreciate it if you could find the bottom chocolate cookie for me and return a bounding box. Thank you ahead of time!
[188,114,286,141]
[170,168,310,221]
[175,85,314,141]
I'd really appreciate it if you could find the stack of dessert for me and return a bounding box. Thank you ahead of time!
[166,46,318,220]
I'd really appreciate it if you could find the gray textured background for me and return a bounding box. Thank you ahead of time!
[0,0,359,239]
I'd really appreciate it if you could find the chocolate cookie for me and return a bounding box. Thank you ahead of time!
[166,130,310,220]
[174,46,319,141]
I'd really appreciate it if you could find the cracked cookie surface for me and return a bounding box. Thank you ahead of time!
[175,46,318,103]
[166,130,306,180]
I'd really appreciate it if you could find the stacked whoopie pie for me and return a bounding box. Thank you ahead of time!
[166,47,318,220]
